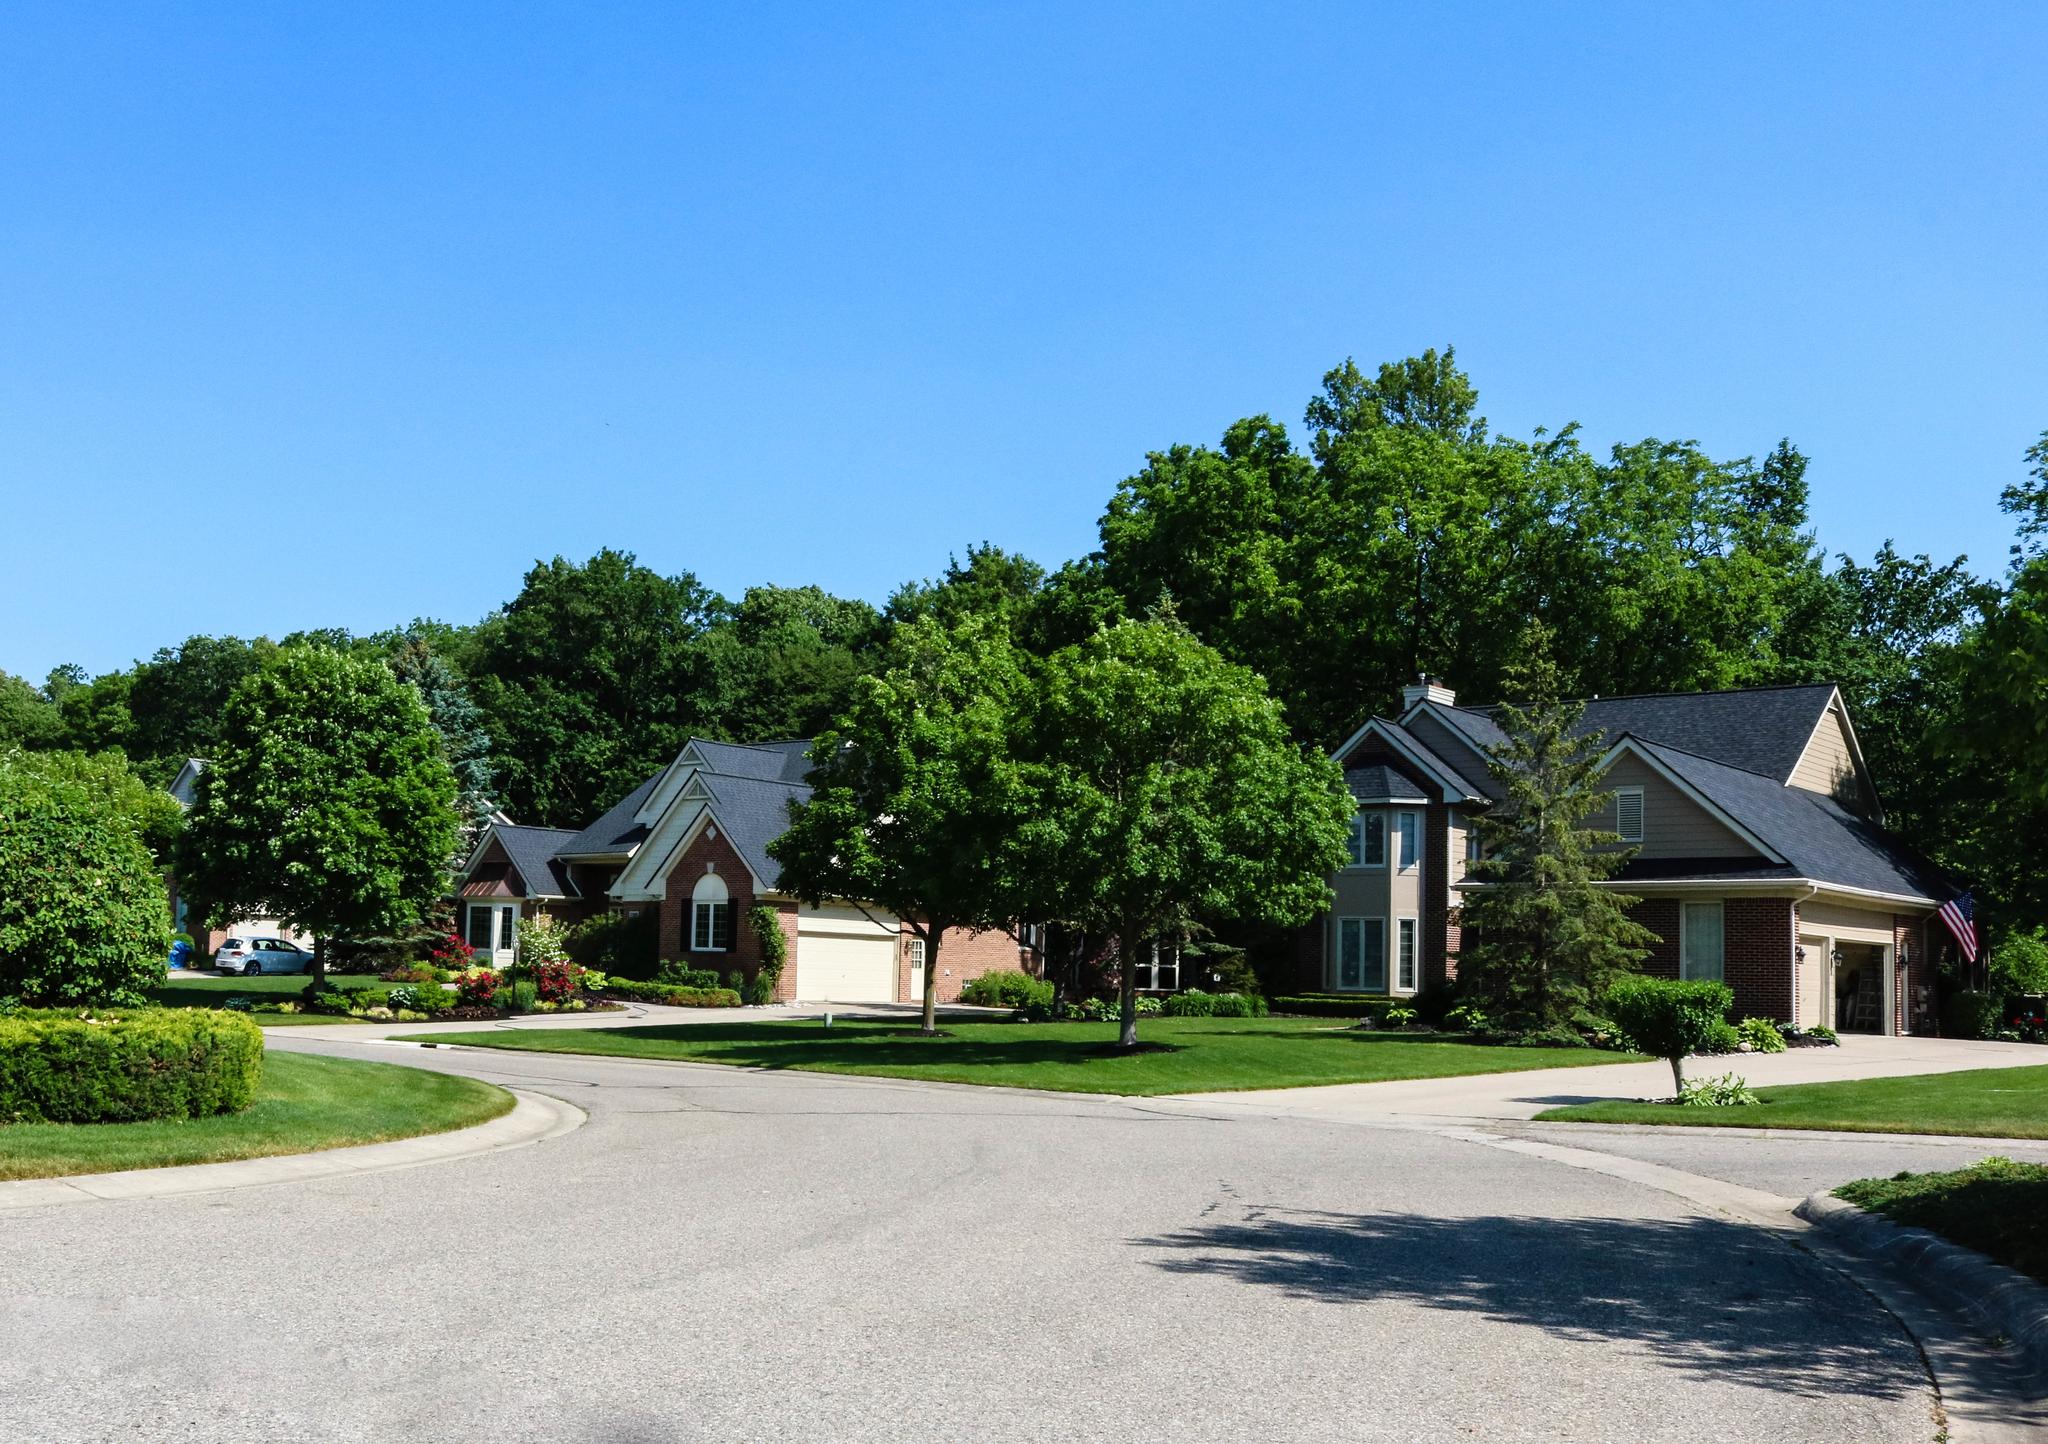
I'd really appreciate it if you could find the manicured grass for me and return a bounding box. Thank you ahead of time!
[150,972,381,1026]
[398,1016,1634,1095]
[1537,1063,2048,1139]
[1837,1158,2048,1285]
[0,1051,512,1181]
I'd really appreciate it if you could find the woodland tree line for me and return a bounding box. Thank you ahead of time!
[6,350,2045,933]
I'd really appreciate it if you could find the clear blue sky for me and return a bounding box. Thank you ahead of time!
[4,2,2044,680]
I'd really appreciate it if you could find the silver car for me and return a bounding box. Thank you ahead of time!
[215,937,315,976]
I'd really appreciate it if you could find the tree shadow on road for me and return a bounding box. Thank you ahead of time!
[1135,1207,1924,1400]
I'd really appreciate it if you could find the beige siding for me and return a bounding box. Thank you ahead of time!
[1789,702,1873,814]
[1590,754,1763,858]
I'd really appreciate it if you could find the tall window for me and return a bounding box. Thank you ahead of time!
[1680,902,1725,982]
[1614,787,1645,843]
[1346,813,1386,868]
[1335,918,1386,992]
[1397,918,1417,991]
[691,871,732,952]
[1396,812,1419,869]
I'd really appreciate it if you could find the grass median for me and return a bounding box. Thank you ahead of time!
[0,1051,513,1181]
[398,1015,1636,1095]
[1837,1158,2048,1285]
[1537,1063,2048,1138]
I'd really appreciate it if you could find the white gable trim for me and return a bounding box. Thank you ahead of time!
[1330,718,1478,804]
[1597,738,1787,864]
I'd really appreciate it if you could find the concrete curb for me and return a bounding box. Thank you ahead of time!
[1796,1192,2048,1378]
[0,1087,584,1212]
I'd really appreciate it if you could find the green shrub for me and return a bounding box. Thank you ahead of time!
[0,1008,264,1122]
[1605,975,1736,1092]
[1160,989,1268,1018]
[655,962,723,989]
[562,909,659,980]
[959,969,1053,1008]
[1736,1016,1786,1053]
[1677,1072,1759,1107]
[0,756,173,1007]
[603,978,744,1008]
[1945,990,2005,1040]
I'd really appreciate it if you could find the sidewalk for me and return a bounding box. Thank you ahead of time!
[1168,1034,2048,1122]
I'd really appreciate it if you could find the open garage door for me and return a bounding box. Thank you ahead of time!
[795,906,899,1002]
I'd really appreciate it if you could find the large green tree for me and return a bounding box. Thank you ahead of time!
[1458,623,1658,1032]
[177,646,460,980]
[1021,616,1352,1047]
[769,616,1034,1033]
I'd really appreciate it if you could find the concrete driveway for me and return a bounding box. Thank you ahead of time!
[4,1034,2042,1444]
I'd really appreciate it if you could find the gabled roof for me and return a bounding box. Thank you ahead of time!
[1626,737,1946,902]
[1344,764,1428,804]
[1414,684,1842,786]
[555,775,660,859]
[493,824,582,899]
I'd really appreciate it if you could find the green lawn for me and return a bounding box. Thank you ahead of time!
[398,1016,1635,1095]
[1537,1063,2048,1139]
[0,1051,512,1181]
[151,972,380,1026]
[1837,1158,2048,1285]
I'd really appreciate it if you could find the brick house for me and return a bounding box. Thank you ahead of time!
[452,738,1038,1003]
[1301,680,1960,1034]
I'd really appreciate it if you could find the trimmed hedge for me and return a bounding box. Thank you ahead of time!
[603,979,744,1008]
[0,1008,264,1123]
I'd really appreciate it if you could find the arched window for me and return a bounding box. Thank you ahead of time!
[691,870,732,952]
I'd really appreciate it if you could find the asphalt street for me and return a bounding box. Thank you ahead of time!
[3,1036,2039,1444]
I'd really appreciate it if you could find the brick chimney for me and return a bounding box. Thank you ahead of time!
[1399,675,1457,710]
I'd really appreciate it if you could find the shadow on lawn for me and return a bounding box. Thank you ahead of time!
[1135,1206,1921,1399]
[618,1023,1186,1070]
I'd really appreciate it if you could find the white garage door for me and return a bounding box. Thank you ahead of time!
[795,907,899,1003]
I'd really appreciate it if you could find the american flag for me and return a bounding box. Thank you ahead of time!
[1937,891,1978,963]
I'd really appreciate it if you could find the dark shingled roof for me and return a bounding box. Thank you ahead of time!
[555,775,659,858]
[1421,684,1840,784]
[494,824,582,898]
[1631,738,1947,900]
[1345,764,1428,803]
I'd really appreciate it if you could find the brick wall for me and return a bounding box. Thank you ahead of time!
[1624,895,1794,1021]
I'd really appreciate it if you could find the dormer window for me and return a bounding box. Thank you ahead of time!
[1614,787,1645,843]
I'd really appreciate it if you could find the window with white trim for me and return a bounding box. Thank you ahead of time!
[1396,811,1419,869]
[1345,812,1385,868]
[1397,918,1418,992]
[690,871,732,952]
[1680,901,1725,983]
[1614,787,1645,843]
[1334,918,1387,992]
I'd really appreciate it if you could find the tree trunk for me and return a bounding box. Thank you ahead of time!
[1117,929,1139,1049]
[921,926,940,1035]
[311,934,329,987]
[1668,1053,1685,1097]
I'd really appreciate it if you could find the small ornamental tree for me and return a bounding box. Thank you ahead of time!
[177,646,460,983]
[0,755,172,1005]
[1606,975,1735,1094]
[1021,616,1353,1048]
[1460,621,1658,1032]
[770,616,1034,1034]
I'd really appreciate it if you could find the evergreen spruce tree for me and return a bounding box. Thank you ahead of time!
[389,633,499,846]
[1459,622,1657,1033]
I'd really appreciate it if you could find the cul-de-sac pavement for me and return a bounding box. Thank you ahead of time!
[8,1014,2046,1444]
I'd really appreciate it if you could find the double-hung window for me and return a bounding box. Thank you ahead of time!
[1335,918,1387,992]
[1680,902,1725,983]
[1396,812,1419,869]
[1346,813,1386,868]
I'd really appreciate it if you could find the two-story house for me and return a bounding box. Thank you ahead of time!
[1301,680,1960,1035]
[454,736,1036,1003]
